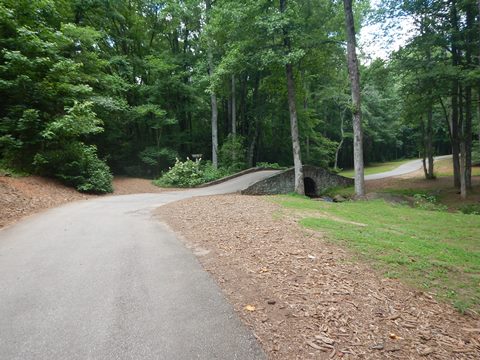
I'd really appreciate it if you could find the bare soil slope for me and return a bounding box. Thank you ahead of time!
[0,175,170,228]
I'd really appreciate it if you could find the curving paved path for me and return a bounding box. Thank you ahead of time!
[0,170,281,360]
[365,155,452,181]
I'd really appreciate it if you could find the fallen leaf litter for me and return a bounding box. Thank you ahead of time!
[157,194,480,360]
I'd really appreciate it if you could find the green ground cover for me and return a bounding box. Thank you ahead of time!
[339,158,416,178]
[276,195,480,313]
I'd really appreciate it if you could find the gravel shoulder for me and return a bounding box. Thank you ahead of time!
[156,194,480,360]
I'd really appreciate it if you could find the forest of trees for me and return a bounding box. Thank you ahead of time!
[0,0,478,194]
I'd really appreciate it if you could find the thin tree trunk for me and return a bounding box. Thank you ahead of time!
[451,0,461,188]
[459,86,467,198]
[465,2,474,188]
[343,0,365,197]
[205,0,218,168]
[248,75,261,167]
[210,88,218,168]
[232,74,236,136]
[476,0,480,147]
[286,63,304,194]
[281,0,304,195]
[426,107,434,179]
[460,142,467,199]
[334,110,345,171]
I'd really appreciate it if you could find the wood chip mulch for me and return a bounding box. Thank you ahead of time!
[156,194,480,360]
[0,175,171,229]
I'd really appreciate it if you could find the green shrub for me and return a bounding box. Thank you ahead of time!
[138,146,177,177]
[154,158,230,188]
[459,204,480,215]
[34,143,113,193]
[413,193,448,211]
[219,134,246,172]
[256,162,286,170]
[154,158,204,187]
[201,161,230,182]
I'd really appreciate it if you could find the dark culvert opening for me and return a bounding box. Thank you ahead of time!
[304,177,317,198]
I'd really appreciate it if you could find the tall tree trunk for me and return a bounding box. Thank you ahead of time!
[451,0,461,188]
[421,116,430,179]
[343,0,365,197]
[248,75,260,167]
[478,0,480,144]
[459,86,467,198]
[205,0,218,168]
[281,0,304,195]
[426,107,434,179]
[286,63,304,194]
[465,2,474,188]
[232,74,236,136]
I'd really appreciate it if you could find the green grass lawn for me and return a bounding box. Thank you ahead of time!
[276,195,480,313]
[339,158,416,178]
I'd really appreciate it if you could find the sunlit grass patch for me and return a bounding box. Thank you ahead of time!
[276,195,480,313]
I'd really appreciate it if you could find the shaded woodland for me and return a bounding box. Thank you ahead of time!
[0,0,478,194]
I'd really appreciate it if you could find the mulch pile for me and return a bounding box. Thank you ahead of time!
[0,175,91,228]
[0,175,170,228]
[157,194,480,359]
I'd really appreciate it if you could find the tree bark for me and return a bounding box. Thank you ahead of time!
[478,0,480,143]
[286,63,304,194]
[343,0,365,197]
[248,75,260,167]
[426,107,434,179]
[231,74,236,136]
[281,0,304,195]
[451,0,461,188]
[459,86,467,198]
[465,2,474,188]
[334,110,345,171]
[206,0,218,168]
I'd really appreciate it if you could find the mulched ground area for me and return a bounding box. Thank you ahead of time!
[0,175,170,228]
[156,194,480,360]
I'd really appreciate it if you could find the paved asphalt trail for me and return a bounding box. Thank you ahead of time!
[365,155,452,180]
[0,170,281,360]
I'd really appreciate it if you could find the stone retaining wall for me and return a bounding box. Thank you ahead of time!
[241,166,353,196]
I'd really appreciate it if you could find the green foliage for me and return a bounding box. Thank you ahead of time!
[412,193,448,212]
[42,101,103,140]
[459,204,480,216]
[256,162,286,170]
[218,134,246,172]
[34,143,112,194]
[154,158,203,187]
[0,0,471,197]
[139,147,177,177]
[154,157,231,188]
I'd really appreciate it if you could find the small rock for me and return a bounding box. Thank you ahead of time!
[315,334,335,345]
[417,345,434,356]
[333,195,347,203]
[370,343,384,350]
[267,300,276,305]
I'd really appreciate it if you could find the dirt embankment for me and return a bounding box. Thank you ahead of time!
[0,175,169,229]
[157,195,480,360]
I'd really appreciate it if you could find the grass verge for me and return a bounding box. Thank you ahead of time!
[275,195,480,313]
